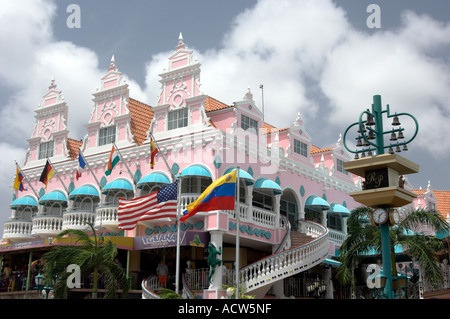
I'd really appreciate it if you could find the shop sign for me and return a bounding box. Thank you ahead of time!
[134,231,209,250]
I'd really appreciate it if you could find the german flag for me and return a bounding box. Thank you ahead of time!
[39,160,54,189]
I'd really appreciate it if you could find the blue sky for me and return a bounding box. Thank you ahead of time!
[0,0,449,230]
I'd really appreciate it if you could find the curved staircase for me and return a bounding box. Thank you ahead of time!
[142,219,329,299]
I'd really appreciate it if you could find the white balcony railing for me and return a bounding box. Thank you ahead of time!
[31,215,63,238]
[63,210,96,231]
[2,219,33,242]
[95,204,119,232]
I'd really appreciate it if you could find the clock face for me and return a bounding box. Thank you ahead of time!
[373,208,388,224]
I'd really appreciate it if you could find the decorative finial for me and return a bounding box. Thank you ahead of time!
[179,32,183,43]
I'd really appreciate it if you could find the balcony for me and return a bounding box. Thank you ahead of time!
[31,215,63,238]
[63,210,96,231]
[95,204,119,232]
[2,219,34,242]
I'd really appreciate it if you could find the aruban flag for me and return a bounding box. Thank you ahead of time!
[180,170,236,222]
[14,167,24,192]
[150,138,158,169]
[76,152,86,180]
[105,145,120,176]
[39,160,54,189]
[118,181,178,230]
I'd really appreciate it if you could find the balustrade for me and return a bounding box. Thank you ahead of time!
[2,220,33,240]
[63,210,96,230]
[31,215,63,237]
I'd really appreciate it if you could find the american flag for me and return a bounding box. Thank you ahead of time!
[118,181,178,230]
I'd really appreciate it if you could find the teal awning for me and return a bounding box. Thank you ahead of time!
[330,203,351,217]
[254,177,282,195]
[69,185,100,199]
[322,258,341,267]
[223,168,254,186]
[137,172,171,189]
[305,196,330,210]
[10,196,38,209]
[180,164,212,178]
[102,179,133,194]
[39,190,67,204]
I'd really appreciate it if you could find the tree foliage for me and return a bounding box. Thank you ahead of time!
[43,223,129,299]
[337,206,449,289]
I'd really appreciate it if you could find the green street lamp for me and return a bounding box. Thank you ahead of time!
[343,95,419,159]
[35,273,45,297]
[342,95,419,300]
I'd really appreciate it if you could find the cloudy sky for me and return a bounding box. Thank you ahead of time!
[1,0,449,230]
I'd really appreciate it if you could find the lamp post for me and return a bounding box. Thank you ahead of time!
[35,272,45,297]
[307,276,327,299]
[343,95,419,299]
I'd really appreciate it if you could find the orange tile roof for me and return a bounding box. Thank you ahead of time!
[66,138,83,160]
[310,145,336,154]
[413,189,450,220]
[128,97,153,145]
[204,96,232,112]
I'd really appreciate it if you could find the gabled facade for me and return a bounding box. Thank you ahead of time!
[2,35,365,299]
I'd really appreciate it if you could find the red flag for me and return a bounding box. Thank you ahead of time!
[150,138,158,169]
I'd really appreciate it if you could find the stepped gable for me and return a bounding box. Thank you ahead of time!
[128,97,153,145]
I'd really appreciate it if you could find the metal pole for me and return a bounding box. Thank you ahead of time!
[15,161,40,199]
[26,251,32,290]
[78,149,102,189]
[372,95,394,299]
[235,168,240,299]
[113,143,136,184]
[175,177,182,295]
[47,158,70,194]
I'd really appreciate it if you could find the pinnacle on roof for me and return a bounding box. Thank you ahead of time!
[176,32,186,50]
[109,54,117,71]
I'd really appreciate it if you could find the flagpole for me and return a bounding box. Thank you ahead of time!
[149,132,175,180]
[78,149,102,189]
[15,161,40,199]
[113,143,136,184]
[175,175,182,295]
[235,167,240,299]
[47,158,70,194]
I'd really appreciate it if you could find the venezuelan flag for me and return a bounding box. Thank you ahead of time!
[180,170,236,221]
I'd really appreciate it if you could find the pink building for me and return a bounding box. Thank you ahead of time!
[2,35,362,299]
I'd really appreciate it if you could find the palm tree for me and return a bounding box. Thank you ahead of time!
[43,222,129,299]
[337,206,449,292]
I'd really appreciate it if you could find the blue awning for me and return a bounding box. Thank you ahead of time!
[10,196,38,209]
[305,196,330,210]
[322,258,341,267]
[69,185,100,199]
[137,172,171,189]
[39,190,67,204]
[254,177,282,195]
[102,179,134,194]
[223,168,254,186]
[330,203,351,217]
[180,164,212,178]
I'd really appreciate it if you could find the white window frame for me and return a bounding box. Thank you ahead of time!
[99,125,116,146]
[293,139,308,157]
[241,114,258,132]
[168,108,189,130]
[39,140,54,159]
